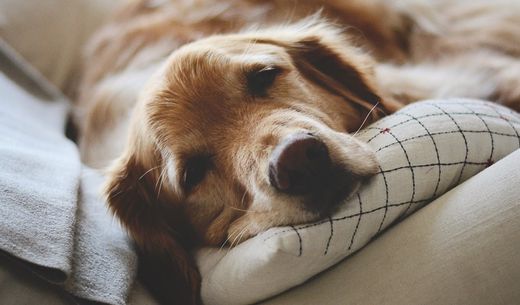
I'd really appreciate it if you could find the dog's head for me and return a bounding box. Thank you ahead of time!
[104,20,399,304]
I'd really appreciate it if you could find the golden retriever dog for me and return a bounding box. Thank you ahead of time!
[73,0,520,304]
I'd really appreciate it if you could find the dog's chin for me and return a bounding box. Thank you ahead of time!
[308,184,362,218]
[275,169,367,226]
[225,176,363,247]
[300,166,362,217]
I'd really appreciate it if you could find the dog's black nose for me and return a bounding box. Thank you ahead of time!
[269,133,331,194]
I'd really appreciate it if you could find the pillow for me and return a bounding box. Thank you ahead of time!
[197,99,520,305]
[0,0,121,92]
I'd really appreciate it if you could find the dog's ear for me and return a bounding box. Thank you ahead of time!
[104,150,201,305]
[283,24,402,123]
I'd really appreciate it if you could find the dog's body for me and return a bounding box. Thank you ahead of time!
[74,0,520,303]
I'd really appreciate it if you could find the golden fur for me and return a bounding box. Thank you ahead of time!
[74,0,520,304]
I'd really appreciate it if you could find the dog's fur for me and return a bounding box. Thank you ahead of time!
[74,0,520,304]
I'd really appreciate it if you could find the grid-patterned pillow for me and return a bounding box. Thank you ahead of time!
[197,99,520,305]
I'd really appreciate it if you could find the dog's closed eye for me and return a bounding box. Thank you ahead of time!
[182,155,213,192]
[247,66,283,97]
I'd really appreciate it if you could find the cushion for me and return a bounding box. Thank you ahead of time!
[0,0,121,92]
[259,149,520,305]
[197,99,520,305]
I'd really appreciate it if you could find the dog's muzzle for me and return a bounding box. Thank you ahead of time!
[268,132,355,213]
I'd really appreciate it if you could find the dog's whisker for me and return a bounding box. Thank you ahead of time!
[222,189,256,213]
[353,101,380,137]
[138,165,161,181]
[153,167,162,191]
[240,190,248,207]
[218,231,235,253]
[235,222,253,248]
[227,205,250,213]
[228,227,243,249]
[229,230,243,249]
[107,189,124,199]
[232,223,251,248]
[155,165,169,199]
[219,222,250,253]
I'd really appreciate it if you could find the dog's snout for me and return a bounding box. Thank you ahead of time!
[269,133,331,194]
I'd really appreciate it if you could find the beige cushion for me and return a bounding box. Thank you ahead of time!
[260,149,520,305]
[0,0,121,92]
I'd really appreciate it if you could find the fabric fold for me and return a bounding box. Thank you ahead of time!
[0,57,137,304]
[65,167,137,305]
[0,72,79,282]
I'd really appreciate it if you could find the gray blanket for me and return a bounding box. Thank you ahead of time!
[0,40,137,305]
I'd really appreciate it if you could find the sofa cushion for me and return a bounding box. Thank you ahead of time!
[198,99,520,305]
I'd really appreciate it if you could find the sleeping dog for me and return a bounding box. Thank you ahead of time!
[74,0,520,303]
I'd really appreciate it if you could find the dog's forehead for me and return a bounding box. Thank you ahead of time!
[157,40,291,106]
[167,37,288,72]
[145,38,294,154]
[151,41,286,110]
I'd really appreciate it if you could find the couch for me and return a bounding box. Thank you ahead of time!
[1,1,519,304]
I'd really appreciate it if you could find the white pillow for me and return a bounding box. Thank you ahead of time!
[0,0,121,92]
[197,99,520,305]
